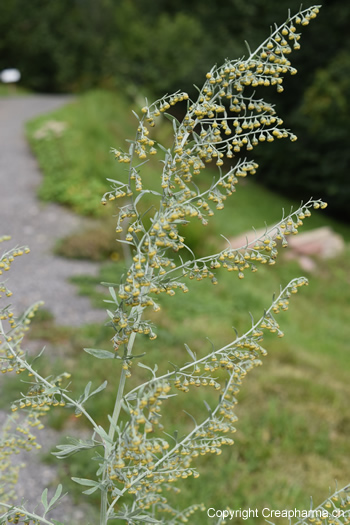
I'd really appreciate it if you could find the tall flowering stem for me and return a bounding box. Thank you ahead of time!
[2,5,350,525]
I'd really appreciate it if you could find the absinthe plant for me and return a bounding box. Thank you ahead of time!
[1,4,350,525]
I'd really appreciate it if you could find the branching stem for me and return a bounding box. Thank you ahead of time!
[99,305,143,525]
[0,502,58,525]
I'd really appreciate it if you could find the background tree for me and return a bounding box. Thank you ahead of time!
[1,0,349,219]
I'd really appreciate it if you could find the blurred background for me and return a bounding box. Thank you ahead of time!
[1,1,350,524]
[1,0,349,219]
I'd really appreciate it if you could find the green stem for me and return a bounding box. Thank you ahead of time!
[100,488,107,525]
[106,367,237,515]
[248,5,316,59]
[0,503,57,525]
[99,343,135,525]
[3,342,99,432]
[108,307,143,440]
[99,305,143,525]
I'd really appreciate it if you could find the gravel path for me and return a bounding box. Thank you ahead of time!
[0,95,108,523]
[0,412,95,524]
[0,95,106,326]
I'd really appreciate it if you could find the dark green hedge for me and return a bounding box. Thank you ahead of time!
[1,0,349,219]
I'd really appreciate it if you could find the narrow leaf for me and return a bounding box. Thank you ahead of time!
[203,400,212,415]
[163,112,180,125]
[52,438,95,458]
[84,348,116,359]
[117,239,135,245]
[109,286,117,302]
[157,143,170,154]
[134,189,161,208]
[128,352,146,359]
[48,484,63,510]
[184,343,196,361]
[41,488,48,512]
[138,362,154,374]
[183,410,197,426]
[172,118,178,134]
[107,414,121,434]
[82,485,100,495]
[90,380,108,397]
[71,477,99,487]
[128,508,160,519]
[84,381,92,399]
[106,177,125,185]
[95,425,113,445]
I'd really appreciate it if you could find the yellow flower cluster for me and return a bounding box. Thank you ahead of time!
[174,373,221,393]
[141,91,189,125]
[0,237,30,276]
[156,503,205,523]
[0,242,77,516]
[94,9,326,523]
[108,201,322,355]
[107,382,175,506]
[111,7,319,218]
[11,371,71,415]
[292,489,350,525]
[107,277,308,511]
[5,511,40,524]
[103,8,323,358]
[0,302,43,373]
[176,199,326,285]
[0,409,49,513]
[0,416,23,506]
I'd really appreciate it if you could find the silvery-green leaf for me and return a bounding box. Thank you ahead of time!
[71,477,99,487]
[41,488,48,512]
[48,484,63,510]
[82,485,100,495]
[84,348,116,359]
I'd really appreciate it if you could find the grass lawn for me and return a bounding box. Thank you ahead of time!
[25,89,174,217]
[0,84,29,96]
[3,89,348,523]
[5,243,347,525]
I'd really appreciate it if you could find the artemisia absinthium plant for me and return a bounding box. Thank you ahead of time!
[0,237,42,507]
[0,236,73,525]
[1,5,350,525]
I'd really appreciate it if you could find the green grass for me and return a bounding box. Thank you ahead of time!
[3,243,347,524]
[26,90,133,216]
[11,89,350,522]
[25,89,172,216]
[0,84,29,96]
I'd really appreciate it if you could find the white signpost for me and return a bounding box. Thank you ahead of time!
[0,68,21,83]
[0,68,21,92]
